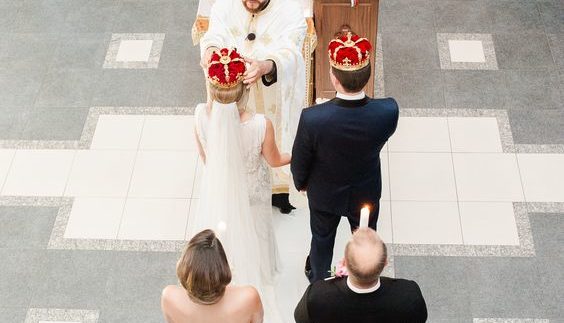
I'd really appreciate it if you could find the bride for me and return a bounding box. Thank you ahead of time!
[186,48,289,320]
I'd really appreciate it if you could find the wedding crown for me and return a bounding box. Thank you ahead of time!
[328,32,372,71]
[207,48,246,88]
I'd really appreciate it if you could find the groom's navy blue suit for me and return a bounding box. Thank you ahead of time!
[291,95,399,282]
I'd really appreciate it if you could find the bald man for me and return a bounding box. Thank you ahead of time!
[294,228,428,323]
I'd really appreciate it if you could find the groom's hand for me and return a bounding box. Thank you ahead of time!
[243,58,273,87]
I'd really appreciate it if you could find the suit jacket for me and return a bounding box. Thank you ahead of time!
[291,96,399,214]
[294,276,428,323]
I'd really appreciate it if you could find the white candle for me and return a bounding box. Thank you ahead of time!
[360,206,370,228]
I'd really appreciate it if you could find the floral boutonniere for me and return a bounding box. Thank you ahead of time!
[328,259,348,278]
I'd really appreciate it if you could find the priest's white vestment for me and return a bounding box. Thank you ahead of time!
[200,0,307,193]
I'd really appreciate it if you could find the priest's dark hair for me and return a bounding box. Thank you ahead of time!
[331,63,371,93]
[177,229,232,305]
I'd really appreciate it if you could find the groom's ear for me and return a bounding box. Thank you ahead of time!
[329,67,340,90]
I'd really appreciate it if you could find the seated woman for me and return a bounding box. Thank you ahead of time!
[161,229,264,323]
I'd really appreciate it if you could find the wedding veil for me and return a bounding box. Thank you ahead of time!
[186,100,262,288]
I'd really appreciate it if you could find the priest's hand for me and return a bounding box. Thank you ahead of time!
[200,46,218,70]
[243,58,274,87]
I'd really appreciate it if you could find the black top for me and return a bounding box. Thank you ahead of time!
[294,276,428,323]
[291,97,399,215]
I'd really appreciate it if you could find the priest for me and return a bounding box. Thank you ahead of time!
[199,0,307,213]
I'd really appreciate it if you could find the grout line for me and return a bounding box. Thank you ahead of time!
[115,116,147,238]
[446,117,466,245]
[0,149,17,195]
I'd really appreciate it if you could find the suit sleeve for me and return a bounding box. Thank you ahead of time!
[408,281,428,323]
[387,98,400,138]
[291,111,314,191]
[294,285,313,323]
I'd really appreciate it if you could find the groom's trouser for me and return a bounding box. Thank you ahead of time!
[309,200,380,283]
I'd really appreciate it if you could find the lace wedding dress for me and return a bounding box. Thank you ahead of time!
[186,102,282,321]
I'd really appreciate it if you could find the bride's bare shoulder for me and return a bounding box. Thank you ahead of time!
[226,285,261,307]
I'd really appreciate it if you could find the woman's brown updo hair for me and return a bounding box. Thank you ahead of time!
[177,229,232,305]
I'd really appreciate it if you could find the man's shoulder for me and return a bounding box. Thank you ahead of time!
[307,277,347,298]
[366,97,399,113]
[381,277,425,299]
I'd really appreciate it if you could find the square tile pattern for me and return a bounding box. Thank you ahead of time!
[438,33,499,70]
[1,115,562,247]
[103,33,165,69]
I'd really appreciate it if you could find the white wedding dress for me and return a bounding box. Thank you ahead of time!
[186,102,282,322]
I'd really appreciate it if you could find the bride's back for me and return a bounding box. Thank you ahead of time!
[161,285,262,323]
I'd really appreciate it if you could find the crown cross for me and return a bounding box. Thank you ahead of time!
[342,57,352,66]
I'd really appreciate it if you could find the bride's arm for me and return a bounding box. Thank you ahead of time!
[262,118,291,167]
[195,128,206,164]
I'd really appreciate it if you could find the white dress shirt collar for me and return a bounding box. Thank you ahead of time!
[336,91,366,101]
[346,277,381,294]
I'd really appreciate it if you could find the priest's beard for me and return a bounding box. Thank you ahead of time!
[242,0,270,14]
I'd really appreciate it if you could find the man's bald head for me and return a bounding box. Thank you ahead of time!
[344,228,387,287]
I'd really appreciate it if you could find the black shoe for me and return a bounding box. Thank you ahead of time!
[272,193,296,214]
[304,255,312,280]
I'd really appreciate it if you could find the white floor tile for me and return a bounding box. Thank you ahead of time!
[64,197,125,239]
[273,207,311,253]
[185,198,199,240]
[378,200,393,243]
[2,150,75,197]
[275,250,310,323]
[453,153,525,202]
[128,151,198,198]
[139,115,196,150]
[115,39,153,62]
[389,152,458,201]
[0,150,15,191]
[381,152,390,200]
[517,154,564,202]
[448,117,502,152]
[65,150,137,197]
[388,117,451,152]
[391,201,463,244]
[448,40,486,63]
[459,202,519,245]
[118,198,190,240]
[90,115,145,150]
[191,158,203,199]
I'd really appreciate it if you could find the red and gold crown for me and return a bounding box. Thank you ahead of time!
[328,32,372,71]
[207,48,246,88]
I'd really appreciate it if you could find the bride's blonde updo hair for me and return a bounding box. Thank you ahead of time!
[207,48,248,109]
[177,229,232,305]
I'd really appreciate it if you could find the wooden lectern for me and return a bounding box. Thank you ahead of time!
[314,0,379,99]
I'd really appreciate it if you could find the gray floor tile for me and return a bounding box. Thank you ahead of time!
[110,1,169,33]
[92,69,153,106]
[161,0,200,33]
[157,32,200,69]
[104,274,176,309]
[537,0,563,34]
[30,250,114,308]
[0,272,35,308]
[443,70,508,109]
[22,107,90,140]
[35,68,100,108]
[0,206,58,249]
[98,305,166,323]
[530,214,564,258]
[51,33,111,69]
[504,69,562,110]
[494,33,555,70]
[395,256,472,320]
[107,252,179,278]
[509,109,564,144]
[468,257,557,318]
[0,2,22,32]
[488,0,545,33]
[383,31,440,70]
[0,68,44,108]
[534,256,564,320]
[548,33,564,70]
[0,33,58,70]
[12,0,72,34]
[384,69,445,109]
[380,0,435,33]
[434,1,492,33]
[63,0,120,33]
[0,249,46,307]
[0,307,27,323]
[0,106,30,140]
[147,68,206,107]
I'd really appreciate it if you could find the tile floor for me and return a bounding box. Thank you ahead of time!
[0,0,562,322]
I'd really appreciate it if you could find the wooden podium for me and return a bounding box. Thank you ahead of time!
[313,0,379,99]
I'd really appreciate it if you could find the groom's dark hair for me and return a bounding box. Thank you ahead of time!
[332,63,371,93]
[177,229,232,305]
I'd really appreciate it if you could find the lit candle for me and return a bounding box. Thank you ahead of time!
[360,206,370,228]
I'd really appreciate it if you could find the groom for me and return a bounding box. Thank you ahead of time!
[291,32,399,282]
